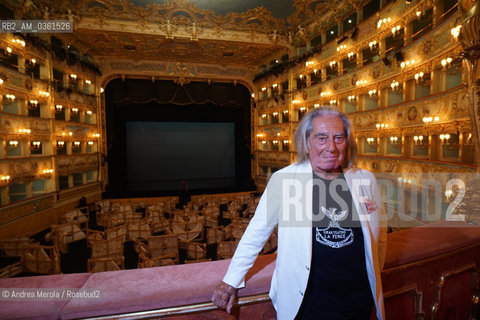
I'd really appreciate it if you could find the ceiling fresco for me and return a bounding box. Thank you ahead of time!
[2,0,358,70]
[130,0,296,18]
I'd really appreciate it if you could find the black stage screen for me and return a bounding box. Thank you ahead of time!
[126,121,235,191]
[105,79,254,197]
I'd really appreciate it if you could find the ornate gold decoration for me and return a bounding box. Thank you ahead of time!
[431,265,479,320]
[457,0,480,168]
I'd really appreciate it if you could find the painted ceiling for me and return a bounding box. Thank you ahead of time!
[130,0,296,18]
[4,0,356,70]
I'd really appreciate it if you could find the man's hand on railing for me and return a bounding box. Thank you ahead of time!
[211,281,238,313]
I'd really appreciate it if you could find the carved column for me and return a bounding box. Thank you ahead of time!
[459,0,480,167]
[453,0,480,224]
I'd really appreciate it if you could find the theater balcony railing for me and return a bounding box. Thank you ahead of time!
[1,221,479,319]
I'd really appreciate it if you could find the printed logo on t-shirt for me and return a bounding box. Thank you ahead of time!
[315,206,353,249]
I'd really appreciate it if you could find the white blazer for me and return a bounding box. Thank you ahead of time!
[223,161,387,320]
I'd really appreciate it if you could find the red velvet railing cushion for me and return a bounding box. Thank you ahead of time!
[60,255,275,319]
[0,273,91,320]
[384,221,480,269]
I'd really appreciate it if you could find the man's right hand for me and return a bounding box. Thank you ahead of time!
[211,281,238,313]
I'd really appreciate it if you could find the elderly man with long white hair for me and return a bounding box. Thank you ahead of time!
[212,107,387,320]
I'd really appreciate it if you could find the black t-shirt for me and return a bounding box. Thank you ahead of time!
[296,174,373,320]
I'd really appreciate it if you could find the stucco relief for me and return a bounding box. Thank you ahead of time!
[107,61,249,79]
[8,160,36,178]
[30,119,50,135]
[359,157,476,174]
[57,154,98,175]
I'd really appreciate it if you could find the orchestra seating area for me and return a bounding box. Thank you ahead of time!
[0,192,276,277]
[0,220,479,319]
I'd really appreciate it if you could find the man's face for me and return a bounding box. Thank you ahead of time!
[307,115,347,175]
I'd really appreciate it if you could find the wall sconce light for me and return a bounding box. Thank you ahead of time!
[256,133,263,138]
[39,90,49,97]
[92,133,100,138]
[367,137,378,147]
[31,141,41,149]
[329,61,338,69]
[413,135,429,148]
[251,93,255,99]
[414,72,425,84]
[73,141,81,148]
[69,74,77,81]
[391,80,401,92]
[441,57,453,69]
[329,99,337,105]
[391,25,402,39]
[0,78,4,85]
[299,74,305,80]
[439,133,451,144]
[25,58,36,69]
[398,176,413,185]
[369,41,379,53]
[376,123,389,129]
[400,59,415,69]
[272,83,278,89]
[57,141,65,147]
[6,47,13,54]
[305,60,314,67]
[422,116,432,124]
[451,25,461,39]
[369,89,377,98]
[11,38,25,47]
[55,104,63,112]
[292,99,301,104]
[347,52,356,61]
[8,140,19,149]
[464,132,474,145]
[62,131,73,137]
[86,110,93,116]
[300,107,306,112]
[337,44,347,52]
[422,116,439,124]
[261,87,267,92]
[5,94,15,102]
[71,107,78,113]
[272,140,279,144]
[440,133,459,150]
[88,141,94,146]
[261,114,267,118]
[283,140,290,144]
[100,87,104,93]
[377,17,391,29]
[445,189,453,201]
[261,140,267,145]
[313,69,319,74]
[28,100,39,109]
[389,136,401,147]
[356,80,368,87]
[18,128,31,134]
[42,169,54,175]
[347,95,356,102]
[283,110,289,114]
[314,104,320,108]
[0,175,11,185]
[85,80,91,85]
[272,112,278,117]
[416,10,426,21]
